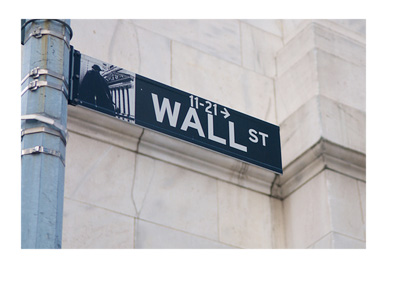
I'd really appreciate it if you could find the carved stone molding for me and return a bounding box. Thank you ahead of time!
[272,138,366,199]
[67,105,276,195]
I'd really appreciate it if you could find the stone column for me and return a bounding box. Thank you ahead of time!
[274,20,366,248]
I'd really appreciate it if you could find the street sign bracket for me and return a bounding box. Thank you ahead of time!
[68,46,81,106]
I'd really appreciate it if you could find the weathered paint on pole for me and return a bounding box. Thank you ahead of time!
[21,19,71,248]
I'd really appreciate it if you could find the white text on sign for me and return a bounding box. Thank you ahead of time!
[151,93,269,153]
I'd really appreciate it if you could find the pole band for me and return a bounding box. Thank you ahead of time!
[21,19,73,45]
[21,67,67,86]
[21,146,65,166]
[24,26,71,49]
[21,79,69,99]
[21,114,69,143]
[21,126,67,145]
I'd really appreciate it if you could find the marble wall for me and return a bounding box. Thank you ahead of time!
[63,19,365,248]
[62,106,283,249]
[277,20,366,248]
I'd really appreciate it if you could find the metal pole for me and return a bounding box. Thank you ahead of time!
[21,19,72,248]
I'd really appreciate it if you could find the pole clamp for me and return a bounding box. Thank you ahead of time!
[21,79,69,99]
[21,114,69,143]
[21,126,67,145]
[21,67,67,86]
[25,26,70,49]
[21,146,65,166]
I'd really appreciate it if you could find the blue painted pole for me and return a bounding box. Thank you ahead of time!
[21,19,72,248]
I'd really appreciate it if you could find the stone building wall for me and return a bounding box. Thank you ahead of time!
[62,19,366,248]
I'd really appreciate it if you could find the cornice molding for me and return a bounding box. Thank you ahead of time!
[67,105,276,195]
[272,138,366,199]
[67,106,365,200]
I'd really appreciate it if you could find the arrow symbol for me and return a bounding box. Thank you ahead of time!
[220,107,230,119]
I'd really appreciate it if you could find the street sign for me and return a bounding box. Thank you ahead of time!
[70,50,282,174]
[135,75,282,174]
